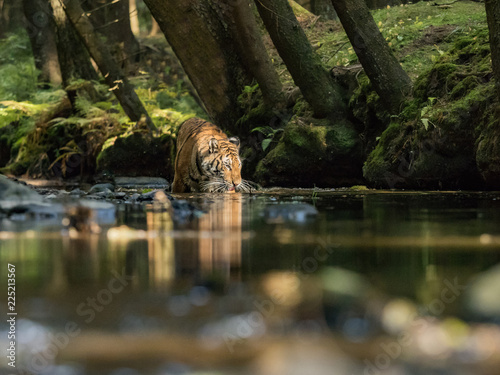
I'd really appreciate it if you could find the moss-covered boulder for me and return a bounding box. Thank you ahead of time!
[97,132,174,179]
[476,105,500,189]
[363,24,497,190]
[363,84,493,189]
[254,118,363,187]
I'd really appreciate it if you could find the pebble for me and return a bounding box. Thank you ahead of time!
[115,192,127,200]
[94,188,115,199]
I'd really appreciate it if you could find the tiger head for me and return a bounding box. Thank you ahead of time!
[200,136,244,193]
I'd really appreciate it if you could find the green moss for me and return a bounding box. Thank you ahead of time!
[449,75,480,99]
[0,34,39,101]
[96,132,174,178]
[255,119,362,187]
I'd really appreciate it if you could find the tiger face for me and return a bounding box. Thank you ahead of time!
[200,137,243,193]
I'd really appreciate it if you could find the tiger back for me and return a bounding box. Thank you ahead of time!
[172,118,245,193]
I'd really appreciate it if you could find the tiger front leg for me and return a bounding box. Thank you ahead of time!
[172,176,188,193]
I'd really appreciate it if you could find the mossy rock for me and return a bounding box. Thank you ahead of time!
[254,119,363,187]
[413,63,459,100]
[363,87,493,189]
[0,122,16,167]
[97,132,174,179]
[475,105,500,188]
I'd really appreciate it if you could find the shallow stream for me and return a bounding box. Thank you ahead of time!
[1,188,500,375]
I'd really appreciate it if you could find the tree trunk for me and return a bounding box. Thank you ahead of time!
[61,0,154,129]
[129,0,140,35]
[22,0,62,86]
[485,0,500,100]
[229,0,285,109]
[0,0,5,37]
[143,0,252,132]
[331,0,412,113]
[255,0,345,118]
[49,0,98,86]
[149,17,160,36]
[83,0,140,71]
[1,0,25,35]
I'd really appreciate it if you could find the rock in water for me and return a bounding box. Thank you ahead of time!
[89,183,115,194]
[0,175,44,212]
[463,263,500,324]
[261,203,318,224]
[0,175,115,227]
[114,177,170,189]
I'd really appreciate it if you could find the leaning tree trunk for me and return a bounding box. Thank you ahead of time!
[60,0,154,129]
[49,0,98,86]
[485,0,500,100]
[255,0,346,118]
[229,0,285,110]
[331,0,412,113]
[2,0,26,36]
[22,0,62,86]
[129,0,140,35]
[149,18,160,36]
[143,0,252,132]
[0,0,5,37]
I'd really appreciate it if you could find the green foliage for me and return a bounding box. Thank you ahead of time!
[420,97,437,131]
[313,1,487,79]
[0,34,39,101]
[237,83,260,110]
[251,125,284,151]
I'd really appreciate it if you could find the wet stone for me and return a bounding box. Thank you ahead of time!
[114,177,169,190]
[89,183,115,194]
[129,193,141,202]
[115,192,127,200]
[69,188,85,196]
[0,175,44,212]
[137,189,167,202]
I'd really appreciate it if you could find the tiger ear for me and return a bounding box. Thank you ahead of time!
[208,137,219,153]
[228,136,240,149]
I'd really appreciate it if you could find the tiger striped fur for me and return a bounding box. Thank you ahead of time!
[172,118,250,193]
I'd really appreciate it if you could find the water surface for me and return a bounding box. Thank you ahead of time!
[1,190,500,375]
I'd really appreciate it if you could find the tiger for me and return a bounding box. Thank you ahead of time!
[171,118,251,193]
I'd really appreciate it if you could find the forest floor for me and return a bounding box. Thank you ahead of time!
[0,1,494,188]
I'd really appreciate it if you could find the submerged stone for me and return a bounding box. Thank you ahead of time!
[261,203,318,224]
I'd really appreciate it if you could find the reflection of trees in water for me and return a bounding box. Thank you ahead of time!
[174,196,244,286]
[119,195,245,290]
[2,196,245,294]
